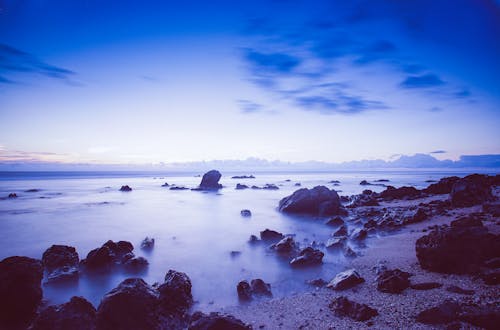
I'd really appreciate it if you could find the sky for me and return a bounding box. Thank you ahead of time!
[1,0,499,166]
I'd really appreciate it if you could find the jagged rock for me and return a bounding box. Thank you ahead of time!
[0,256,43,328]
[42,245,79,284]
[240,209,252,217]
[259,229,284,242]
[350,228,367,241]
[406,208,428,224]
[451,174,493,207]
[82,240,136,270]
[278,186,344,216]
[329,296,378,321]
[235,183,249,190]
[236,281,252,301]
[332,225,348,237]
[290,247,324,267]
[141,237,155,251]
[326,237,346,250]
[188,311,251,330]
[376,269,411,293]
[198,170,222,190]
[410,282,442,290]
[272,236,297,254]
[158,270,193,313]
[423,176,460,194]
[325,216,344,226]
[250,279,272,297]
[30,296,96,330]
[327,269,364,290]
[119,185,132,192]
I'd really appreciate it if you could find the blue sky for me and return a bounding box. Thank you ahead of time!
[1,0,499,165]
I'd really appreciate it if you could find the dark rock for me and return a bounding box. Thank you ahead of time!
[170,186,189,190]
[416,300,461,324]
[230,251,241,258]
[329,296,378,321]
[231,175,255,179]
[158,270,193,313]
[325,237,346,250]
[278,186,343,216]
[480,268,500,285]
[423,176,460,195]
[415,226,500,274]
[240,209,252,217]
[306,278,327,287]
[119,185,132,192]
[332,225,348,237]
[235,183,249,190]
[290,247,324,267]
[8,193,18,198]
[46,266,79,284]
[460,303,500,329]
[259,229,284,242]
[450,215,483,227]
[350,228,367,241]
[30,296,96,330]
[406,208,428,224]
[250,279,272,297]
[445,285,475,295]
[199,170,222,190]
[96,278,159,330]
[141,237,155,251]
[359,180,370,186]
[236,281,252,301]
[248,235,259,244]
[343,246,357,258]
[327,269,364,290]
[188,311,251,330]
[250,185,261,190]
[124,257,149,272]
[42,245,79,272]
[375,179,390,182]
[0,256,43,328]
[410,282,443,290]
[262,184,279,190]
[161,182,170,187]
[482,203,500,216]
[294,183,301,186]
[25,189,41,193]
[347,194,379,207]
[82,240,135,270]
[378,186,420,200]
[272,236,297,255]
[325,216,344,226]
[376,269,411,293]
[451,174,493,207]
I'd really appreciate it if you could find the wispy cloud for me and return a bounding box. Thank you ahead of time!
[237,99,263,114]
[430,150,447,154]
[400,74,445,89]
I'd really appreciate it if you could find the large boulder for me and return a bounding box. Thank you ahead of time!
[278,186,344,216]
[329,296,378,321]
[327,269,365,290]
[0,256,43,328]
[157,270,193,313]
[42,245,79,283]
[289,247,324,267]
[30,296,96,330]
[96,278,160,330]
[82,240,136,270]
[423,176,459,195]
[450,174,493,207]
[198,170,222,190]
[376,269,411,293]
[188,312,251,330]
[416,225,500,274]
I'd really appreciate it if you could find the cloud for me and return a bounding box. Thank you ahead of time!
[0,43,76,84]
[430,150,446,154]
[244,49,301,74]
[238,99,263,114]
[400,74,445,89]
[0,147,71,163]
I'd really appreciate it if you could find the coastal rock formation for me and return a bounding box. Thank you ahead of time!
[325,216,344,226]
[157,270,193,313]
[422,176,459,194]
[140,237,155,251]
[123,257,149,272]
[289,247,324,267]
[119,185,132,192]
[278,186,344,216]
[376,268,411,293]
[81,240,145,272]
[237,278,272,300]
[271,236,297,255]
[329,296,378,321]
[42,245,79,283]
[378,186,420,200]
[30,296,96,330]
[188,311,251,330]
[235,183,249,190]
[259,229,284,242]
[236,281,252,301]
[0,256,43,328]
[327,269,365,290]
[198,170,222,190]
[450,174,493,207]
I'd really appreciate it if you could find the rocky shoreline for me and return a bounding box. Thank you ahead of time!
[1,172,499,329]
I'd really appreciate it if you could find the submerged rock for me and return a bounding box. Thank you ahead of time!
[262,183,279,190]
[235,183,249,190]
[8,193,18,198]
[119,185,132,192]
[198,170,222,190]
[327,269,364,290]
[278,186,344,216]
[0,256,43,328]
[30,296,96,330]
[376,269,411,293]
[329,296,378,321]
[188,311,251,330]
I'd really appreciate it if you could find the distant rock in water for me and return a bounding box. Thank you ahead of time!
[170,186,189,190]
[374,179,390,182]
[30,296,96,330]
[259,229,284,242]
[25,189,41,193]
[0,256,43,328]
[237,278,272,300]
[119,185,132,192]
[359,180,370,186]
[231,175,255,179]
[198,170,222,190]
[81,240,147,272]
[278,186,344,216]
[240,209,252,217]
[189,311,251,330]
[235,183,249,190]
[140,237,155,251]
[262,183,279,190]
[161,182,170,187]
[8,193,17,198]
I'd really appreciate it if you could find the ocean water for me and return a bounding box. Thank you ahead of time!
[0,170,495,310]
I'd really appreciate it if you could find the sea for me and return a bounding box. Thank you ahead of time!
[0,169,497,310]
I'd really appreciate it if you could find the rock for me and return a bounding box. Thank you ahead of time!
[240,209,252,217]
[141,237,155,251]
[96,278,159,330]
[350,228,367,241]
[306,278,327,287]
[248,235,259,244]
[332,225,348,237]
[25,189,41,192]
[272,236,297,254]
[250,279,272,297]
[250,185,261,190]
[343,246,357,258]
[327,269,364,290]
[46,266,79,284]
[161,182,169,187]
[482,203,500,216]
[325,216,344,226]
[236,281,252,301]
[198,170,222,190]
[188,311,251,330]
[158,270,193,313]
[30,296,96,330]
[445,285,474,295]
[290,247,324,267]
[294,183,301,186]
[8,193,17,198]
[170,186,189,190]
[450,174,493,207]
[406,208,428,224]
[480,268,500,285]
[230,251,241,258]
[262,184,279,190]
[416,300,461,324]
[278,186,343,216]
[416,226,500,274]
[82,240,136,270]
[359,180,370,186]
[123,257,149,272]
[231,175,255,179]
[450,215,483,227]
[329,296,378,321]
[0,256,43,328]
[259,229,284,242]
[119,185,132,191]
[348,194,380,207]
[235,183,249,190]
[423,176,460,194]
[325,237,346,250]
[460,303,500,329]
[376,268,411,293]
[42,245,79,284]
[410,282,443,290]
[375,179,389,182]
[378,186,420,200]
